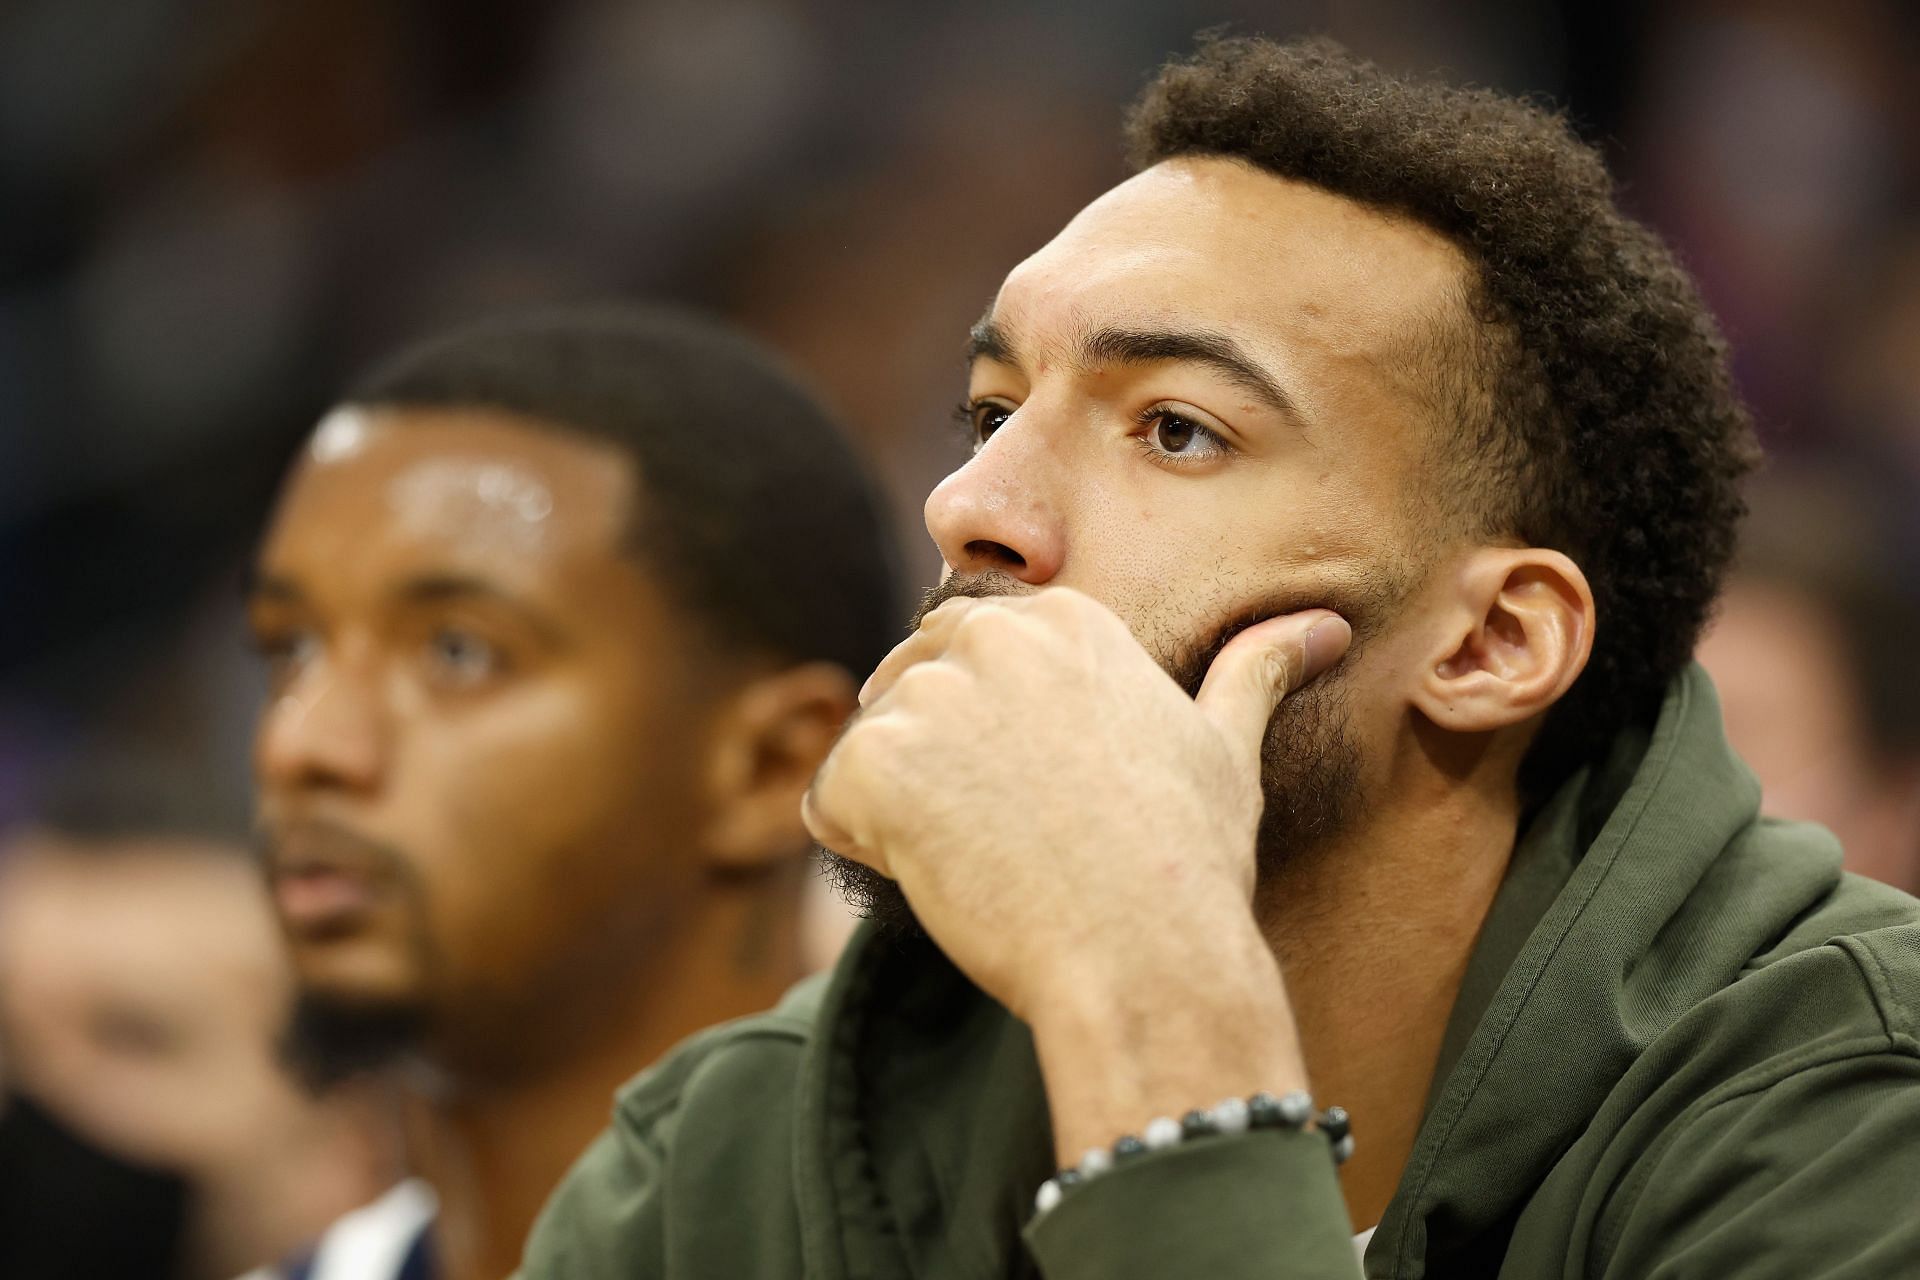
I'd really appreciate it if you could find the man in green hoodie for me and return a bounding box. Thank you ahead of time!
[521,36,1920,1280]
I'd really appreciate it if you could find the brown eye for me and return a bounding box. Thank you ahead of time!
[1134,407,1231,465]
[1151,412,1197,453]
[970,402,1013,447]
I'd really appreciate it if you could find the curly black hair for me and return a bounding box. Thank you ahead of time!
[1126,36,1759,791]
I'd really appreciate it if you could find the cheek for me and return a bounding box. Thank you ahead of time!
[390,679,693,969]
[1082,475,1387,642]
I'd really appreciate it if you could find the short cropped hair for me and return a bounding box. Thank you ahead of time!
[1127,37,1759,788]
[346,306,901,679]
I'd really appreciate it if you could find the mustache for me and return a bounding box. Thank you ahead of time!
[255,816,412,884]
[910,569,1034,628]
[910,571,1346,697]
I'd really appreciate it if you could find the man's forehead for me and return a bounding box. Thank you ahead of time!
[272,408,633,560]
[986,156,1469,362]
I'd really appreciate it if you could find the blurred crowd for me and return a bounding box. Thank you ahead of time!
[0,1,1915,1277]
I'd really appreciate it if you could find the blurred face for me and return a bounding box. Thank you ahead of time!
[1699,575,1920,891]
[249,408,712,1076]
[924,157,1472,852]
[0,837,315,1166]
[0,836,391,1272]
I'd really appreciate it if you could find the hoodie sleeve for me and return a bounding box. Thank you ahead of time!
[1598,1050,1920,1278]
[1021,1128,1364,1279]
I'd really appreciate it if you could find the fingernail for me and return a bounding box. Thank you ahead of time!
[1302,615,1352,681]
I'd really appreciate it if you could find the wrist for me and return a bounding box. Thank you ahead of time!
[1025,916,1310,1163]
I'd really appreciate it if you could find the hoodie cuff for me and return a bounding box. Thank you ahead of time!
[1021,1127,1362,1279]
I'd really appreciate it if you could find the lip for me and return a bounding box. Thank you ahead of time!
[271,864,382,935]
[264,821,397,936]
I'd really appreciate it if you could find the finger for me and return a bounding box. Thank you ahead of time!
[858,596,984,707]
[802,768,888,876]
[1193,611,1351,756]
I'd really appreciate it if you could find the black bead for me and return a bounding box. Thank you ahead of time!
[1319,1107,1351,1142]
[1056,1168,1084,1189]
[1180,1109,1215,1140]
[1113,1135,1147,1161]
[1247,1092,1283,1128]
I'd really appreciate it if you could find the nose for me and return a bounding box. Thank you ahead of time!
[255,651,388,798]
[923,414,1068,584]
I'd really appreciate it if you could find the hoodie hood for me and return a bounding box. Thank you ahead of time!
[1367,664,1849,1274]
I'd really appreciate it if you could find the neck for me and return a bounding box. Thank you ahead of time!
[1255,743,1522,1231]
[411,881,803,1280]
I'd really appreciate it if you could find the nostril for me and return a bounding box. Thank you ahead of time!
[964,540,1026,571]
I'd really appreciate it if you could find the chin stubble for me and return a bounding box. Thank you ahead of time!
[819,568,1404,939]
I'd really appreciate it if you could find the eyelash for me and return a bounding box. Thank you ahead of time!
[1129,404,1231,467]
[951,399,984,447]
[954,399,1233,468]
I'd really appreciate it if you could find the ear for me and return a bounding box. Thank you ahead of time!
[1412,547,1595,735]
[697,662,861,872]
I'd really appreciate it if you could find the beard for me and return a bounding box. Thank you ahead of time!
[279,988,426,1094]
[261,820,437,1093]
[817,567,1409,938]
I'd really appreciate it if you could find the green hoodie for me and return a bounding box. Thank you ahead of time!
[520,667,1920,1278]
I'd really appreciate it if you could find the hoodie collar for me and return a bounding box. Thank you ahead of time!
[1370,665,1808,1276]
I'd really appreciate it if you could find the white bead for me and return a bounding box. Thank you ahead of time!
[1034,1178,1063,1215]
[1277,1090,1314,1127]
[1143,1116,1182,1150]
[1333,1135,1356,1164]
[1077,1146,1114,1178]
[1211,1096,1251,1135]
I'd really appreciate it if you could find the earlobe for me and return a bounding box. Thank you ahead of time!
[698,662,861,872]
[1415,549,1594,735]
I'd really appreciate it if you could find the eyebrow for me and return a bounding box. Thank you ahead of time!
[967,316,1302,421]
[967,315,1015,365]
[394,573,523,606]
[245,571,564,640]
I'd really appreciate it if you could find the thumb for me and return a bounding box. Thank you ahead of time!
[1193,610,1352,755]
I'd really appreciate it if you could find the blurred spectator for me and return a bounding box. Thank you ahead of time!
[1697,468,1920,892]
[1627,0,1910,439]
[248,308,898,1280]
[0,770,402,1279]
[1831,222,1920,525]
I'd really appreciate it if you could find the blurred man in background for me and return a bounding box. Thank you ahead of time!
[0,772,400,1279]
[1699,468,1920,893]
[248,307,897,1280]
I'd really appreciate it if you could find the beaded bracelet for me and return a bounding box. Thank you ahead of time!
[1032,1090,1352,1217]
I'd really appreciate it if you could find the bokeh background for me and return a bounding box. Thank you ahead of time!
[3,0,1918,894]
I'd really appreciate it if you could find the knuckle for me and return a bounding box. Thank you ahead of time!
[893,657,963,698]
[951,601,1012,648]
[1248,639,1303,697]
[1263,646,1298,693]
[920,597,970,631]
[1037,586,1092,619]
